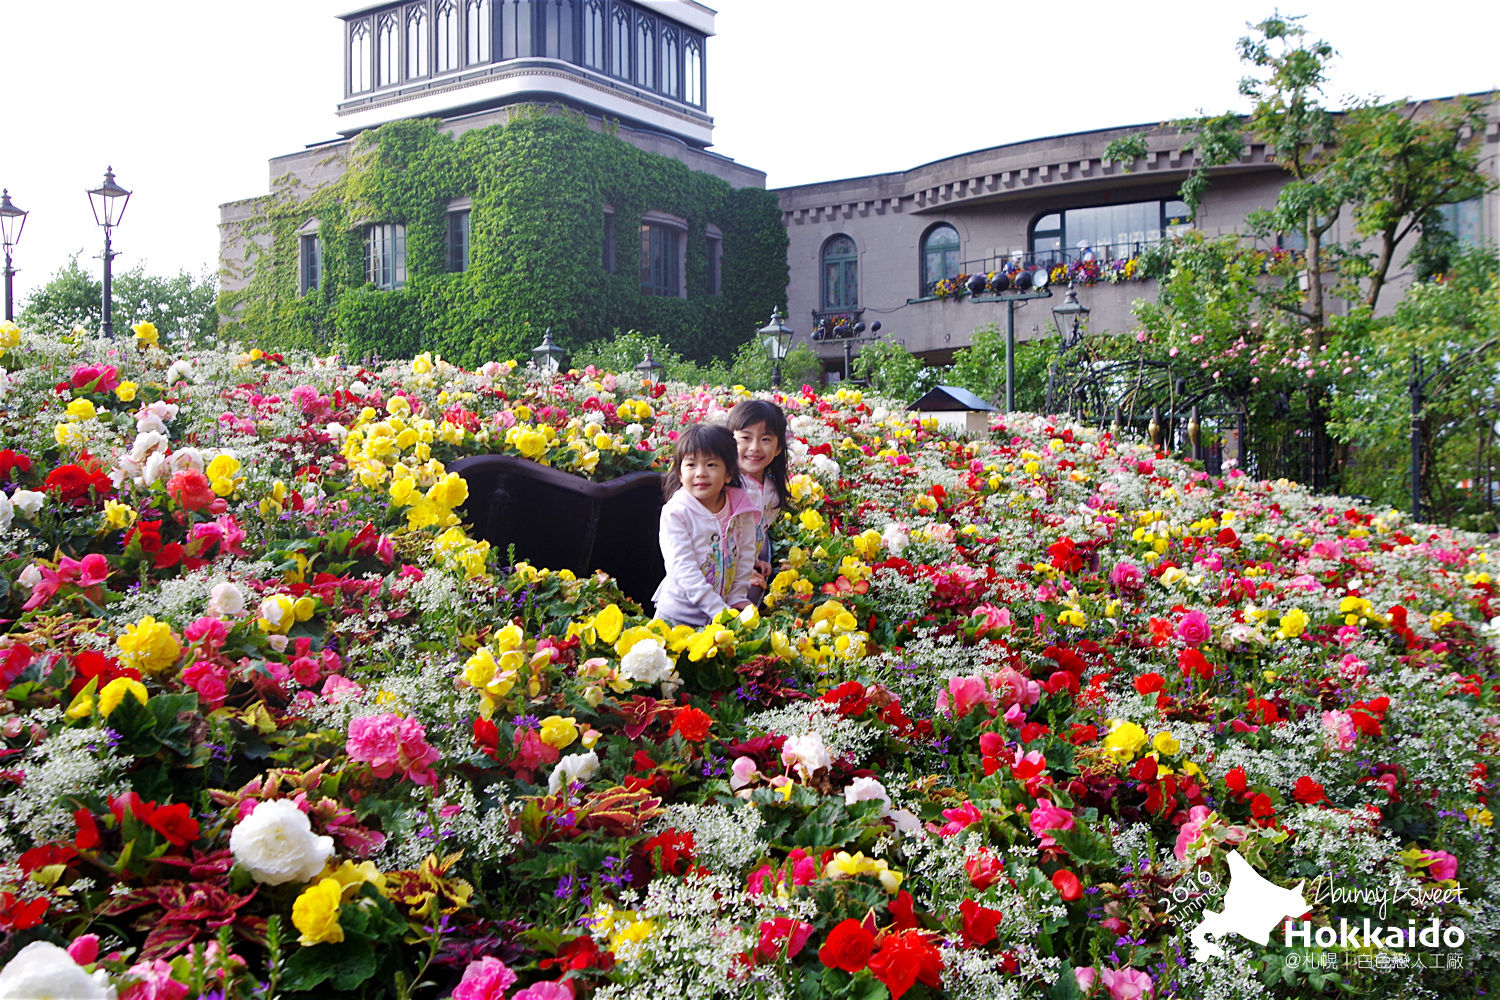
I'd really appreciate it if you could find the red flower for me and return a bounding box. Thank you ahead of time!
[868,929,943,998]
[17,844,76,874]
[1293,776,1328,804]
[966,848,1005,890]
[74,808,100,850]
[539,935,615,973]
[1052,868,1083,901]
[147,802,201,848]
[1178,648,1213,679]
[1224,767,1248,795]
[887,889,921,930]
[472,716,500,760]
[959,898,1003,947]
[0,892,48,931]
[1250,793,1275,819]
[167,469,217,512]
[1133,673,1165,695]
[641,828,696,875]
[818,918,875,973]
[0,449,31,482]
[754,918,814,963]
[668,705,713,743]
[43,463,112,505]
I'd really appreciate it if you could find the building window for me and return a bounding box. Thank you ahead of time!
[603,209,616,275]
[407,4,429,78]
[660,28,679,98]
[1028,198,1191,264]
[635,17,655,89]
[609,5,630,80]
[706,226,722,296]
[822,235,858,310]
[367,223,408,290]
[582,0,605,69]
[377,13,400,87]
[435,0,459,72]
[466,0,491,64]
[1435,196,1485,246]
[684,38,702,105]
[447,209,471,272]
[921,224,960,295]
[540,0,574,61]
[299,233,322,296]
[640,217,684,297]
[349,20,372,93]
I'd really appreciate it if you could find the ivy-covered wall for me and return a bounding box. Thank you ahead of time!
[220,109,788,367]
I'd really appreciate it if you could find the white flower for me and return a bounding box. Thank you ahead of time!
[10,489,44,518]
[208,582,246,618]
[324,422,348,443]
[130,431,169,463]
[135,400,178,435]
[141,453,168,486]
[228,799,334,885]
[811,454,840,480]
[0,492,11,533]
[350,379,370,395]
[781,732,832,778]
[881,522,909,556]
[0,941,117,1000]
[844,776,891,810]
[619,638,674,685]
[164,360,193,384]
[17,564,42,591]
[168,448,204,473]
[548,750,600,794]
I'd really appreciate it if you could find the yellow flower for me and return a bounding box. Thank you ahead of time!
[0,320,19,350]
[132,321,160,346]
[1103,719,1148,762]
[426,472,469,509]
[292,878,345,946]
[593,604,624,645]
[115,381,138,402]
[98,676,148,716]
[851,529,883,561]
[102,499,137,530]
[325,860,386,894]
[798,509,826,533]
[539,715,579,750]
[1277,607,1310,639]
[117,617,181,675]
[66,398,98,421]
[386,395,412,417]
[258,594,297,634]
[1429,611,1455,630]
[1057,608,1087,628]
[1152,731,1181,756]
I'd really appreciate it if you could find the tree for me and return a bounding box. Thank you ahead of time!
[948,324,1056,412]
[21,255,218,345]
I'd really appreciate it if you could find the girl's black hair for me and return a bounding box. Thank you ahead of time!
[727,399,791,508]
[661,423,741,499]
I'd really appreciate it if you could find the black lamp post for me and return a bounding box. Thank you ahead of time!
[635,347,665,384]
[758,308,794,388]
[87,167,131,339]
[967,266,1051,410]
[1045,283,1091,414]
[0,190,27,323]
[531,328,565,374]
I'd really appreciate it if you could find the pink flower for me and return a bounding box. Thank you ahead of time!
[936,674,995,719]
[346,713,441,785]
[1322,710,1356,751]
[755,917,815,962]
[935,801,983,837]
[990,666,1041,710]
[321,674,364,703]
[1109,560,1145,592]
[971,603,1012,634]
[450,957,518,1000]
[180,661,230,710]
[184,616,229,646]
[1174,610,1211,647]
[1028,800,1075,849]
[1099,966,1154,1000]
[77,553,109,587]
[1075,967,1096,991]
[512,983,573,1000]
[166,469,217,512]
[120,958,190,1000]
[66,934,101,965]
[730,756,761,791]
[1174,805,1212,861]
[1421,850,1458,881]
[71,363,120,392]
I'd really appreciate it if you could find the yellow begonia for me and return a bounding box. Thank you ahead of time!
[0,320,19,351]
[98,676,149,716]
[292,878,345,946]
[1277,608,1310,639]
[1152,731,1181,756]
[798,509,826,533]
[117,617,181,675]
[1057,608,1087,628]
[132,321,160,346]
[1430,611,1455,630]
[326,860,386,895]
[115,381,138,402]
[539,715,579,749]
[66,398,97,421]
[386,395,412,417]
[258,594,302,634]
[824,851,904,894]
[1103,719,1149,762]
[102,499,137,530]
[852,529,883,561]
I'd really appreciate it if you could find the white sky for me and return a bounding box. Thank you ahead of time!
[4,0,1496,307]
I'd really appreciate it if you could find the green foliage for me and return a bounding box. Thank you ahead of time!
[852,340,925,400]
[21,255,218,345]
[571,329,730,386]
[220,111,787,368]
[947,323,1056,411]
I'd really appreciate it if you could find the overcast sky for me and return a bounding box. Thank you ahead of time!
[3,0,1496,307]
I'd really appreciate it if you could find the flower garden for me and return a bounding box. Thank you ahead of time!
[0,322,1495,1000]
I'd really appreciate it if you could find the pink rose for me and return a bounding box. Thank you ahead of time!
[971,603,1012,634]
[71,363,120,392]
[450,957,518,1000]
[513,983,573,1000]
[1174,610,1211,647]
[935,801,983,837]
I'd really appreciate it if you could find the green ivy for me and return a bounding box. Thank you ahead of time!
[219,109,788,367]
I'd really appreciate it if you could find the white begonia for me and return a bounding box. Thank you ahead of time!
[324,422,348,443]
[228,798,334,885]
[619,638,674,685]
[781,732,832,778]
[0,493,11,533]
[208,582,246,618]
[16,564,42,591]
[844,775,891,810]
[168,447,205,474]
[548,750,600,795]
[810,454,840,481]
[881,522,909,556]
[135,400,178,435]
[164,359,193,385]
[130,430,169,463]
[0,941,117,1000]
[10,489,44,518]
[141,453,167,487]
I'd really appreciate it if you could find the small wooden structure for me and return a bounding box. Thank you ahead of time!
[909,385,997,435]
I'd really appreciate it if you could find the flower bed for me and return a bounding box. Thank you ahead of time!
[0,324,1495,999]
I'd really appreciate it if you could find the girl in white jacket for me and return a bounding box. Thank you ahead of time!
[651,424,760,626]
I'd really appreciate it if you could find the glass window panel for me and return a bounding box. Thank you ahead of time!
[684,39,702,104]
[300,235,322,295]
[467,0,491,63]
[407,4,429,78]
[377,14,399,86]
[640,223,680,296]
[661,29,678,97]
[447,210,471,272]
[583,1,604,68]
[436,0,459,71]
[610,7,630,79]
[368,224,408,289]
[350,21,372,92]
[636,19,654,88]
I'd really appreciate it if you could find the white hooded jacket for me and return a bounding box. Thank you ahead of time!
[652,484,759,626]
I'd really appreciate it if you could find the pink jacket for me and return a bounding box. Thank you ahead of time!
[652,485,759,626]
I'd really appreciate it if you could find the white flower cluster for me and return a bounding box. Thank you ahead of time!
[648,802,765,877]
[743,701,878,770]
[0,720,129,856]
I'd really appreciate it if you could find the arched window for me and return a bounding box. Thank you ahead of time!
[635,17,655,89]
[609,5,630,80]
[683,38,702,105]
[660,28,679,98]
[377,13,399,86]
[466,0,491,64]
[406,4,429,78]
[921,224,960,294]
[541,0,575,61]
[821,235,858,311]
[435,0,459,72]
[582,0,605,69]
[349,20,372,93]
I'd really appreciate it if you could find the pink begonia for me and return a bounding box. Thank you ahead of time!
[181,661,230,710]
[990,666,1041,710]
[1421,849,1458,881]
[66,934,101,965]
[321,674,364,703]
[512,981,574,1000]
[730,756,761,790]
[71,363,120,392]
[1028,800,1075,849]
[1322,710,1357,751]
[346,713,441,785]
[120,957,190,1000]
[450,957,518,1000]
[20,553,110,611]
[971,603,1012,633]
[184,616,229,646]
[935,801,983,837]
[1174,805,1212,861]
[1174,610,1211,647]
[1099,966,1154,1000]
[1074,967,1096,992]
[1109,560,1145,592]
[936,674,995,718]
[188,515,249,557]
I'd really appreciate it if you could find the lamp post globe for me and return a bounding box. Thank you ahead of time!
[635,347,665,384]
[0,189,27,323]
[87,167,131,340]
[531,328,565,375]
[1051,282,1090,349]
[757,308,794,388]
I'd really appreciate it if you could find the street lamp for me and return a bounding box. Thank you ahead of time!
[0,189,26,323]
[87,166,131,339]
[1051,282,1090,349]
[531,328,565,374]
[634,347,665,384]
[758,308,794,388]
[967,266,1052,411]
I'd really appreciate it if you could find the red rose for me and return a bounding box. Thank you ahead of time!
[868,929,943,998]
[818,918,874,973]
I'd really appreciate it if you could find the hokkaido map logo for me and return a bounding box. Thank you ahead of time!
[1179,850,1466,962]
